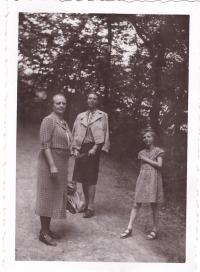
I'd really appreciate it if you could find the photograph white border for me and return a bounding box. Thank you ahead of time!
[1,0,200,272]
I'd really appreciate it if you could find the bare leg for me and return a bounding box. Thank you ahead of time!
[120,203,141,238]
[83,185,96,218]
[87,185,96,211]
[151,203,159,232]
[82,184,89,207]
[127,203,142,230]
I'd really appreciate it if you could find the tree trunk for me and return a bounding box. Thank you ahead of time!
[103,17,112,112]
[149,33,165,137]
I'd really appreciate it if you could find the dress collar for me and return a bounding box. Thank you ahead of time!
[50,112,67,130]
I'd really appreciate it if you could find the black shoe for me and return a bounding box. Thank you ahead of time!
[39,231,57,246]
[83,209,95,218]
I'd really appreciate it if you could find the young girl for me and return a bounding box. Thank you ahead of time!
[120,128,164,240]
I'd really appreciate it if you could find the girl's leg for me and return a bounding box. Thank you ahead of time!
[120,203,141,238]
[127,203,142,230]
[151,203,159,232]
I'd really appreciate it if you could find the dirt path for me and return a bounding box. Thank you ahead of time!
[15,125,185,262]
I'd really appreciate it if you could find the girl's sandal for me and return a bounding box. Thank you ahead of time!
[146,231,157,240]
[120,229,132,239]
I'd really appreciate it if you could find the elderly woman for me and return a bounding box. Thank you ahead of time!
[71,92,110,218]
[35,93,72,246]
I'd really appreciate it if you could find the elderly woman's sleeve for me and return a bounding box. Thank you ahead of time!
[40,117,55,149]
[102,113,110,152]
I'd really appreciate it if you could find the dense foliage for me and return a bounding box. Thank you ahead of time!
[18,13,188,166]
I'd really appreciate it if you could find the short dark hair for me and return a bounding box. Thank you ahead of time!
[51,93,66,105]
[87,92,99,100]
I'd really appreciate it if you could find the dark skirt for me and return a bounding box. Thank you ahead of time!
[72,143,101,185]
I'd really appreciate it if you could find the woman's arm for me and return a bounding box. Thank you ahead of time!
[88,143,103,156]
[140,155,163,169]
[102,113,110,152]
[44,149,58,178]
[71,116,80,157]
[40,117,58,178]
[89,114,106,156]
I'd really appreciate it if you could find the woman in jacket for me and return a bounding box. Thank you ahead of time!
[71,92,110,218]
[35,93,72,246]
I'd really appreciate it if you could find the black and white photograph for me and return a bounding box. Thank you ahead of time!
[1,0,200,271]
[16,11,189,262]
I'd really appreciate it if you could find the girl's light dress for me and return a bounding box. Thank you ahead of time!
[135,147,164,203]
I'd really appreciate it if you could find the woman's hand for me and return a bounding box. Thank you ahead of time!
[43,148,58,179]
[140,155,149,162]
[88,148,96,156]
[50,166,58,179]
[73,149,80,158]
[88,145,98,156]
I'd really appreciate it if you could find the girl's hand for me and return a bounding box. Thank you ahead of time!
[140,155,148,162]
[50,166,58,179]
[140,155,163,169]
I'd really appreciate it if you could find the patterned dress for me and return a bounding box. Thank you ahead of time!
[135,147,164,203]
[35,112,71,219]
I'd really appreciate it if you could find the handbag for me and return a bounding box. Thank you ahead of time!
[67,180,77,195]
[66,181,85,214]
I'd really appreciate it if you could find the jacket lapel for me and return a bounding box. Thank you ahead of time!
[89,110,102,125]
[80,110,102,126]
[80,112,88,127]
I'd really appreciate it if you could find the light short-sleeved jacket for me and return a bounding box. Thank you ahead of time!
[71,110,110,152]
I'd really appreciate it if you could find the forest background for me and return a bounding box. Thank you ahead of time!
[17,13,188,210]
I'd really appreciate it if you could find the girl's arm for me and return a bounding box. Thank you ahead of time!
[140,155,163,169]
